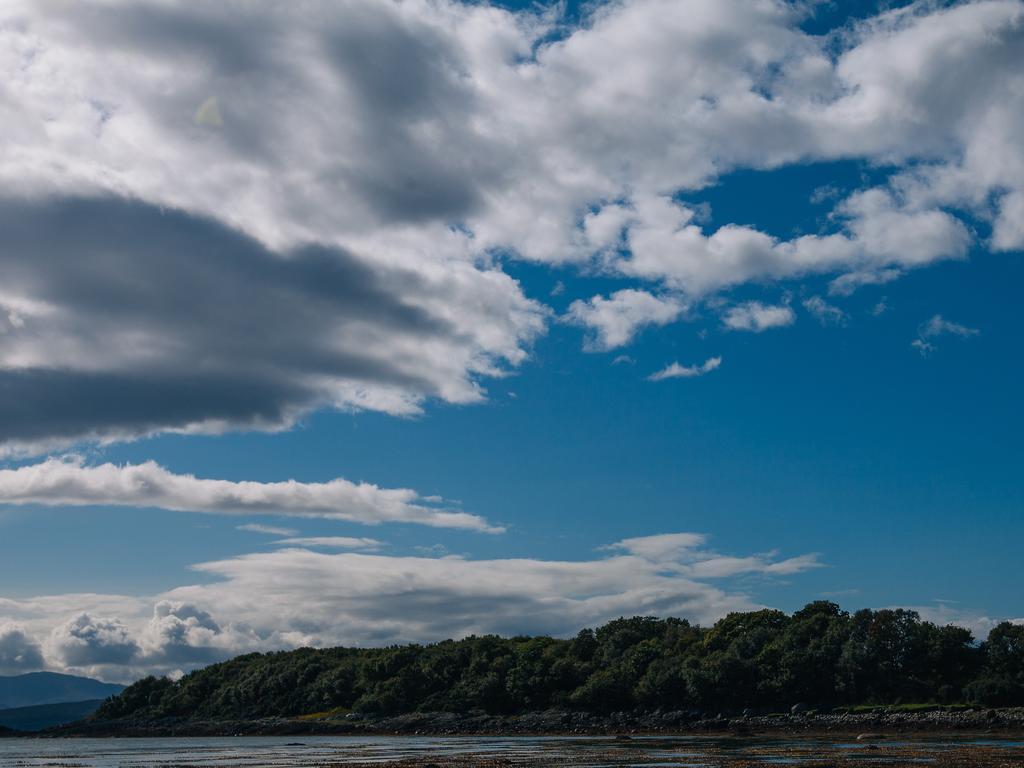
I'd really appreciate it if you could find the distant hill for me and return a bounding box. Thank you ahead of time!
[0,672,124,709]
[0,699,105,731]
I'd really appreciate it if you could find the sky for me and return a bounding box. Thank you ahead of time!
[0,0,1022,683]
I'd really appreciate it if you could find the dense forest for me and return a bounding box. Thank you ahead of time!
[97,603,1024,722]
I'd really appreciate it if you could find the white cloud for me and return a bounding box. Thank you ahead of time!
[566,289,686,350]
[901,603,1024,641]
[605,533,821,578]
[0,533,821,680]
[828,269,901,297]
[913,314,980,355]
[647,356,721,381]
[847,2,1024,252]
[236,523,298,537]
[810,184,842,205]
[606,532,708,561]
[920,315,980,339]
[0,457,501,532]
[611,191,968,296]
[834,189,971,269]
[413,543,450,558]
[274,536,383,550]
[803,295,847,326]
[722,302,795,333]
[992,191,1024,251]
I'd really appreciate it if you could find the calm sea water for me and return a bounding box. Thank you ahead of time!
[1,734,1022,767]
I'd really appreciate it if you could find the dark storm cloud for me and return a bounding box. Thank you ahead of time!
[0,370,303,443]
[0,624,45,674]
[0,196,512,451]
[0,196,444,335]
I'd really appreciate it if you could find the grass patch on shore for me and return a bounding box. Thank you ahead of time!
[293,706,351,721]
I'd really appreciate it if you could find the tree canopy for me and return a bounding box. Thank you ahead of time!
[96,603,1024,721]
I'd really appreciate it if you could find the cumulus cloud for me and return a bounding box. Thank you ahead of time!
[566,289,685,351]
[0,0,1018,450]
[854,3,1024,253]
[138,601,262,668]
[609,191,969,296]
[0,457,501,532]
[0,623,45,673]
[647,357,721,381]
[47,613,139,668]
[10,599,261,679]
[1,533,821,678]
[722,302,796,333]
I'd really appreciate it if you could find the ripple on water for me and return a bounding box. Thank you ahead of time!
[0,735,1021,768]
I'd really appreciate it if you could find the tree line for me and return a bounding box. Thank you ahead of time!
[97,602,1024,721]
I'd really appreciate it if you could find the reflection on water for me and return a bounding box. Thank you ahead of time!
[0,734,1021,768]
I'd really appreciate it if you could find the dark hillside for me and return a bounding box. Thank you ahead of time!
[0,672,124,709]
[0,699,105,731]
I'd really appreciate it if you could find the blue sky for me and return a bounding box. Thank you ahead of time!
[0,0,1022,681]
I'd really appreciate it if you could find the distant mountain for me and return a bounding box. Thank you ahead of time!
[0,672,124,709]
[0,699,105,731]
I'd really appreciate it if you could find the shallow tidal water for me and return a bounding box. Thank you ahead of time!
[1,735,1023,768]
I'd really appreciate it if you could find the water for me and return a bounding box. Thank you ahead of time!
[0,734,1021,767]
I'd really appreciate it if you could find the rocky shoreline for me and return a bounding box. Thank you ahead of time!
[27,706,1024,738]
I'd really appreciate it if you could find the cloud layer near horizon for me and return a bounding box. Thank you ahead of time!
[0,0,1021,451]
[0,533,820,680]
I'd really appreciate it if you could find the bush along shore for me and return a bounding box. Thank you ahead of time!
[50,602,1024,736]
[43,705,1024,738]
